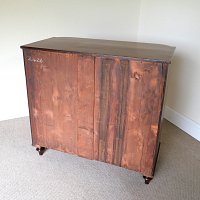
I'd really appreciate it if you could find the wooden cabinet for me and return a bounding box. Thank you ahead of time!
[21,37,175,184]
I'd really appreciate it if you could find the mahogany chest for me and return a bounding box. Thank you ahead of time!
[21,37,175,184]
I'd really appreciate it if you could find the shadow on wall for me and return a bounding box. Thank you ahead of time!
[165,54,183,110]
[167,50,200,119]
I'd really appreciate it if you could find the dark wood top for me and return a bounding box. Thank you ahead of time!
[21,37,175,63]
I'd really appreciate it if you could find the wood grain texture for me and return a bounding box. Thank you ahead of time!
[24,49,96,157]
[112,60,129,166]
[93,58,168,176]
[24,50,79,154]
[21,37,175,64]
[151,63,169,176]
[94,57,128,164]
[136,62,167,177]
[77,55,95,159]
[23,40,172,179]
[138,62,164,176]
[121,61,145,172]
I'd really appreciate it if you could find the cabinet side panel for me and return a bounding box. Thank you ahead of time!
[147,63,169,176]
[23,49,78,154]
[139,62,165,177]
[23,50,45,147]
[77,56,95,159]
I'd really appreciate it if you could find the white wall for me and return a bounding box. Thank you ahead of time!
[1,0,200,141]
[0,0,141,121]
[138,0,200,126]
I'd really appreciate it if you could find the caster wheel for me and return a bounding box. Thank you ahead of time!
[36,146,46,156]
[143,176,153,184]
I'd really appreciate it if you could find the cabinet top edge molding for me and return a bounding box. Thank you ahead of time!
[21,37,175,64]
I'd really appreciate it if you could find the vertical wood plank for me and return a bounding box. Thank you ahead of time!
[23,49,47,148]
[77,55,95,159]
[94,57,129,164]
[94,57,119,163]
[112,60,129,166]
[106,58,123,164]
[121,61,145,171]
[98,58,112,162]
[51,52,78,154]
[121,61,166,176]
[94,57,101,160]
[138,63,161,176]
[140,63,168,176]
[24,49,79,154]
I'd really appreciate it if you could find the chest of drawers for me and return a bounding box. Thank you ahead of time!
[21,37,175,184]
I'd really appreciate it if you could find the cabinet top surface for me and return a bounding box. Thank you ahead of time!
[21,37,175,63]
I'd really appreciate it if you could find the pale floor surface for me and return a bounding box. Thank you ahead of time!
[0,117,199,200]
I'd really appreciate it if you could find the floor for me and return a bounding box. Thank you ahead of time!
[0,117,199,200]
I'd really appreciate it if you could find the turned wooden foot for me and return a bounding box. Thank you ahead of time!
[143,176,153,184]
[36,146,46,155]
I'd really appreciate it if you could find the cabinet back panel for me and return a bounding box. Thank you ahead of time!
[23,49,167,176]
[24,50,95,157]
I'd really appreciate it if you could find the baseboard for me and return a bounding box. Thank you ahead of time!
[164,106,200,142]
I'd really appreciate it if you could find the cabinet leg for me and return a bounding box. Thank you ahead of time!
[142,142,160,184]
[143,176,153,184]
[36,146,46,155]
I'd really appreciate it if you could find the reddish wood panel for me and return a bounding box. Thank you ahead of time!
[121,61,144,172]
[24,50,78,154]
[93,58,167,176]
[94,57,129,165]
[77,56,95,159]
[121,61,149,171]
[139,62,166,177]
[121,61,166,176]
[23,50,46,148]
[94,57,118,163]
[23,46,169,178]
[24,49,97,158]
[112,60,129,166]
[150,63,169,176]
